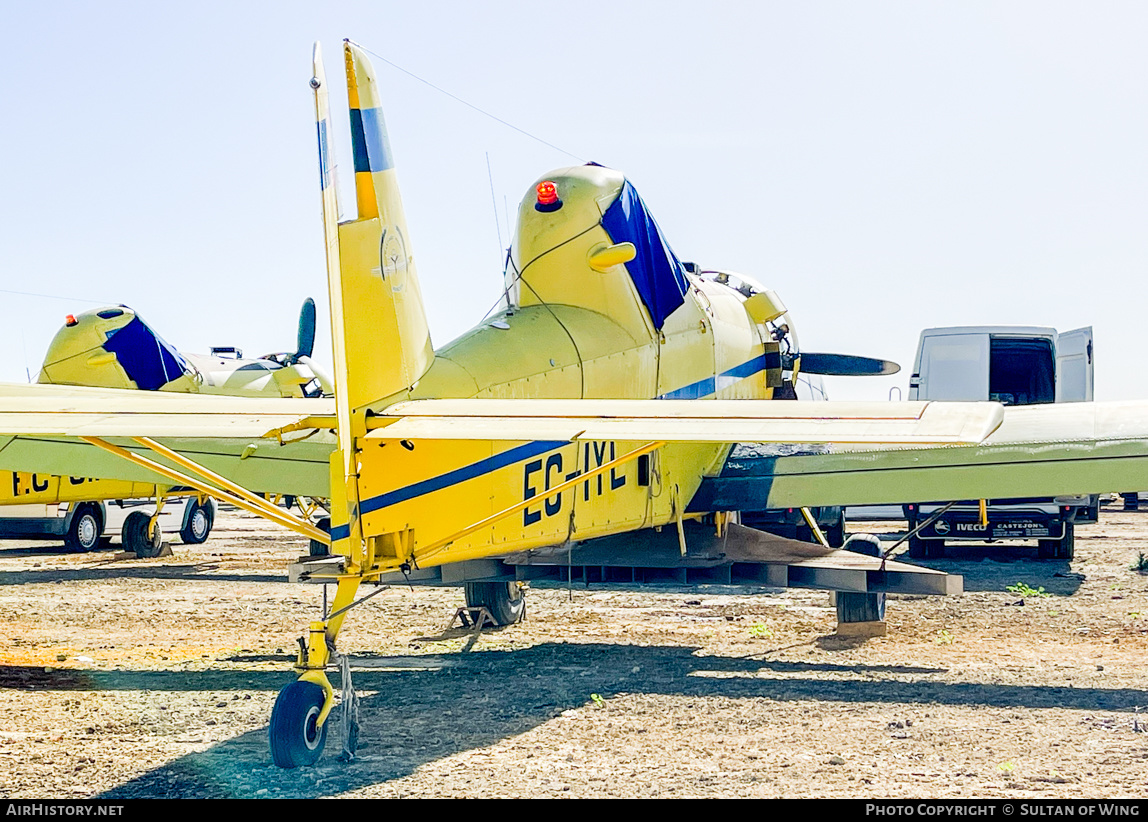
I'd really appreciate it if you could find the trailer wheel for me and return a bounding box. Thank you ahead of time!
[64,504,102,553]
[464,581,525,626]
[1038,522,1074,560]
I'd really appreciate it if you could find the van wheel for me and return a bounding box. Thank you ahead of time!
[1038,522,1074,560]
[123,511,162,558]
[64,504,102,553]
[180,500,213,545]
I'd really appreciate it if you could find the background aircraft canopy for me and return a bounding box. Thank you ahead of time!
[102,314,191,390]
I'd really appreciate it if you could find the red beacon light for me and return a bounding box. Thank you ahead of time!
[65,314,78,327]
[535,180,562,212]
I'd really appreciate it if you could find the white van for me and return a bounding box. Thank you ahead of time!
[0,497,215,556]
[904,325,1095,559]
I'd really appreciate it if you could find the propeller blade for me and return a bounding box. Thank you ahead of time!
[787,352,901,377]
[297,298,317,360]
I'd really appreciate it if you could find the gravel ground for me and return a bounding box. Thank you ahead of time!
[0,507,1145,798]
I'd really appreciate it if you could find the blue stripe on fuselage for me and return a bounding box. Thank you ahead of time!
[658,352,776,400]
[328,351,777,540]
[328,440,565,542]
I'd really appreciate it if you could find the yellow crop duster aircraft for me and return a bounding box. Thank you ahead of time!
[1,41,1148,768]
[0,300,332,555]
[38,299,332,399]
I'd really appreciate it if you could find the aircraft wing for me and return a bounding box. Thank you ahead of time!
[1,383,1146,511]
[689,399,1148,510]
[0,383,336,498]
[366,398,1004,445]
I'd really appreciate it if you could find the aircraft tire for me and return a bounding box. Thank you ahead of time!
[179,500,213,545]
[123,511,162,558]
[464,581,525,626]
[64,504,102,553]
[826,514,846,548]
[269,680,328,769]
[309,517,331,557]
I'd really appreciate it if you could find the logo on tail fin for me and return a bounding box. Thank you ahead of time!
[380,227,408,286]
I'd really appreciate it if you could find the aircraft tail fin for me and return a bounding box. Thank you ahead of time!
[330,40,434,416]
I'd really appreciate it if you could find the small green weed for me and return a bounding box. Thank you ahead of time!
[936,629,954,645]
[589,693,606,708]
[997,761,1016,774]
[1007,582,1051,598]
[748,623,774,639]
[1131,552,1148,573]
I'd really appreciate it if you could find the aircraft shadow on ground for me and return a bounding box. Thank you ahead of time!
[0,566,286,585]
[77,641,1148,799]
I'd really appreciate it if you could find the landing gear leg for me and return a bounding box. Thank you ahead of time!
[270,575,362,769]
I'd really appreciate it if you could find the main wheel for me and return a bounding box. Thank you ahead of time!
[123,511,162,558]
[269,680,328,768]
[464,580,525,625]
[825,512,846,548]
[64,504,102,553]
[309,517,331,558]
[179,500,213,545]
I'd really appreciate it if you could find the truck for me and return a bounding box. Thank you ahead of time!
[904,325,1095,560]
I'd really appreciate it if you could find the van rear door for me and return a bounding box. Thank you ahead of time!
[916,332,990,401]
[1056,326,1094,402]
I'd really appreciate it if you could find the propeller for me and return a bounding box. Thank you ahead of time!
[782,352,901,377]
[296,297,316,361]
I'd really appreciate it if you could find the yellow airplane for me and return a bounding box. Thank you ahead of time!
[39,299,332,398]
[1,41,1148,769]
[0,300,332,556]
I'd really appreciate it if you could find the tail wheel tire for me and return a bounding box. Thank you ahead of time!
[123,511,162,558]
[269,680,328,768]
[180,500,213,545]
[464,580,525,626]
[64,505,102,553]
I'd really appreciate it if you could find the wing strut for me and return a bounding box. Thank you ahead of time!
[79,436,329,544]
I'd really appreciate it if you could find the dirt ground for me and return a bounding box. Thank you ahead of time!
[0,507,1145,799]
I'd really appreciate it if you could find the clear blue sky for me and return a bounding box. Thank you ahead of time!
[4,1,1147,400]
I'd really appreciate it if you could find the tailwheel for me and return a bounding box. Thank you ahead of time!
[269,680,328,768]
[464,580,525,626]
